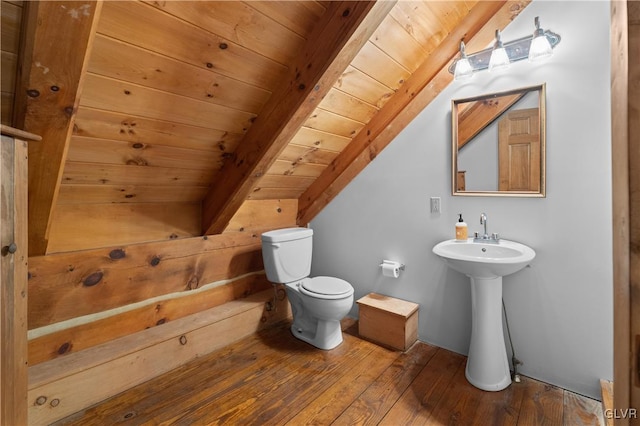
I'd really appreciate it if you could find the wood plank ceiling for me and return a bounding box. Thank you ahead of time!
[9,0,530,254]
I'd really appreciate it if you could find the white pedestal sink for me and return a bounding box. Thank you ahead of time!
[433,238,535,391]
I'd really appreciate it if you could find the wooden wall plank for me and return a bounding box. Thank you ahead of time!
[224,199,298,233]
[269,159,327,179]
[87,35,271,114]
[97,1,286,90]
[390,2,449,53]
[321,88,379,123]
[289,127,351,152]
[248,187,306,201]
[334,65,396,107]
[350,41,410,91]
[0,135,29,426]
[46,202,201,253]
[298,1,529,225]
[61,161,216,187]
[67,136,222,170]
[28,231,266,328]
[73,107,243,153]
[611,0,630,418]
[370,14,428,72]
[143,1,306,66]
[28,273,272,365]
[279,144,340,166]
[14,1,103,256]
[0,1,22,53]
[80,73,255,134]
[27,290,291,425]
[57,184,208,205]
[248,1,327,38]
[305,108,365,138]
[202,1,397,235]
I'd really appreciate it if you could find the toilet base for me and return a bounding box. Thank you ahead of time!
[290,319,344,350]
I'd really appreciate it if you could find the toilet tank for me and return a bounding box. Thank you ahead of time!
[261,227,313,283]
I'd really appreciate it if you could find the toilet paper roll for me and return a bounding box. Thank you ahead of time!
[382,261,400,278]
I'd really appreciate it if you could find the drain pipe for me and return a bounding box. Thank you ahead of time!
[502,299,522,382]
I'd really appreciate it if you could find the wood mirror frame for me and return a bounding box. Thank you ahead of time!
[451,83,546,197]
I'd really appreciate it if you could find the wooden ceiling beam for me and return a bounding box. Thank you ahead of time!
[297,1,532,225]
[201,0,397,236]
[14,1,103,255]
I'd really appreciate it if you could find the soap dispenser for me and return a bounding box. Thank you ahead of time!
[456,214,468,241]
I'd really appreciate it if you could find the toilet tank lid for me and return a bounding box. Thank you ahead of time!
[261,227,313,243]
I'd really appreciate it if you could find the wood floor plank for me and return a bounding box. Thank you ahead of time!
[333,342,438,425]
[563,391,604,426]
[420,355,486,425]
[517,378,564,425]
[283,343,399,425]
[156,332,374,424]
[56,319,604,426]
[54,322,294,425]
[379,347,466,425]
[469,375,527,425]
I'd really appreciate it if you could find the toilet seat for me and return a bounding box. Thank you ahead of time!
[299,276,354,300]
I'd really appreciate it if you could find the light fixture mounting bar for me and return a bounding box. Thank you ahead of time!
[448,30,561,74]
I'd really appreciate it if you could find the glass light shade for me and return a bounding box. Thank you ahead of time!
[454,57,473,80]
[528,35,553,62]
[488,47,510,72]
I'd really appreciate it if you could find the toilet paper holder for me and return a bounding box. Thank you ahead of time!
[379,260,405,270]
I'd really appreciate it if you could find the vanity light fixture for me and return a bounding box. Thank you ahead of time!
[450,16,560,80]
[488,30,510,72]
[528,16,554,62]
[454,41,473,80]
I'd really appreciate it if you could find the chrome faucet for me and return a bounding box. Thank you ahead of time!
[474,212,500,243]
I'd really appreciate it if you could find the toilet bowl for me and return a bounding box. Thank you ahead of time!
[261,228,354,350]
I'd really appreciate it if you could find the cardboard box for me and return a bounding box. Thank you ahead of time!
[356,293,419,351]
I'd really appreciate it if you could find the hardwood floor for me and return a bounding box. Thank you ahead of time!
[56,319,603,425]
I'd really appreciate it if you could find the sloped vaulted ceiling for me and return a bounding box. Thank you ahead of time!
[13,0,530,255]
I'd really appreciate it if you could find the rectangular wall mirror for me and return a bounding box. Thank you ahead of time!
[452,83,546,197]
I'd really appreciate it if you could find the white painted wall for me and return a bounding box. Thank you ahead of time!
[310,0,612,399]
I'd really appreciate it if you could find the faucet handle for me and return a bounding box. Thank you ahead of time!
[492,233,499,240]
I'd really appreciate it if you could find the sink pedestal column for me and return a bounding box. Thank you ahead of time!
[466,276,511,391]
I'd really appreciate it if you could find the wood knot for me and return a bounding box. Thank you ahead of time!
[342,7,351,17]
[187,275,199,290]
[150,256,161,267]
[126,157,149,166]
[179,335,187,345]
[82,271,103,287]
[109,249,126,260]
[57,342,72,355]
[132,143,144,149]
[219,42,228,49]
[50,85,60,92]
[26,89,40,98]
[156,318,166,326]
[35,396,47,406]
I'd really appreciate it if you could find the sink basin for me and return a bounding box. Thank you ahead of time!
[433,239,535,279]
[432,238,535,391]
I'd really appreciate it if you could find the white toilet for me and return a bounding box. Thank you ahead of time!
[261,227,354,350]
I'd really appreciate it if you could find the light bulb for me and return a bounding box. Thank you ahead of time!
[528,17,553,62]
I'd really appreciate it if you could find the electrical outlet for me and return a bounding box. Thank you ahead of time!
[430,197,441,213]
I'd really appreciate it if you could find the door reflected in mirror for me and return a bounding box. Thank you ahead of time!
[452,84,546,197]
